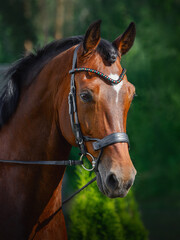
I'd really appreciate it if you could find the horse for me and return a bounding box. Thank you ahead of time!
[0,20,136,239]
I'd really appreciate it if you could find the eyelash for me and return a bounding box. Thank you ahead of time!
[80,91,93,103]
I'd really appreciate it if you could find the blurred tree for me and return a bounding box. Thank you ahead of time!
[0,0,37,61]
[55,0,65,39]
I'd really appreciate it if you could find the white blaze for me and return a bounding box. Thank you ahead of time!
[109,74,124,103]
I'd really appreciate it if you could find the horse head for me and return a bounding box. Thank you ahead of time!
[59,20,137,198]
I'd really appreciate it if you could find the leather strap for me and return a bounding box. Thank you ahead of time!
[0,159,83,166]
[68,45,87,155]
[92,132,129,151]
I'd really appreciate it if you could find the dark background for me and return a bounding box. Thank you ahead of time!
[0,0,179,239]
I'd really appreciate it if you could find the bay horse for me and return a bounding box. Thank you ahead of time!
[0,20,136,239]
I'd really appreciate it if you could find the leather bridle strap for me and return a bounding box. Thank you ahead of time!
[84,133,130,151]
[68,45,87,155]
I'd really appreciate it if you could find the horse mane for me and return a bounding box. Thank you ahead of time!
[0,36,118,128]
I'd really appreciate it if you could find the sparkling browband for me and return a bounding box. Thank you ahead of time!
[69,67,126,84]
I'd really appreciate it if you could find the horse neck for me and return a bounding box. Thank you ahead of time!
[0,47,74,238]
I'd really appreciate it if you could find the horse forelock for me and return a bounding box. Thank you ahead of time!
[97,39,119,65]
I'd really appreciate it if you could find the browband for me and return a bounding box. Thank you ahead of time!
[69,67,126,84]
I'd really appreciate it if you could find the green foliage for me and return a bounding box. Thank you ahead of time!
[0,0,37,62]
[67,160,148,240]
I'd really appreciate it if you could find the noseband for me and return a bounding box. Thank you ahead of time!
[68,45,130,172]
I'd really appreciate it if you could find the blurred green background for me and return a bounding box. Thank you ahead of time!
[0,0,179,239]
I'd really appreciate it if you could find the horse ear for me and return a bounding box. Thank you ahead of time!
[83,20,101,53]
[112,22,136,55]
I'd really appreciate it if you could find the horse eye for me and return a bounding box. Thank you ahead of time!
[80,91,93,103]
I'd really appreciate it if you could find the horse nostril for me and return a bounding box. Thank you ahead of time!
[125,179,133,190]
[106,173,119,191]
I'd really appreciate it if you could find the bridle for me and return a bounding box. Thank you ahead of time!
[68,45,130,172]
[0,45,129,170]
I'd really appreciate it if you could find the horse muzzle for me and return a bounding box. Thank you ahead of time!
[96,166,136,198]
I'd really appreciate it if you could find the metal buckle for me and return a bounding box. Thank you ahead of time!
[80,153,96,171]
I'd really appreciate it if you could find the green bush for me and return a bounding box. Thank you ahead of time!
[67,153,148,240]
